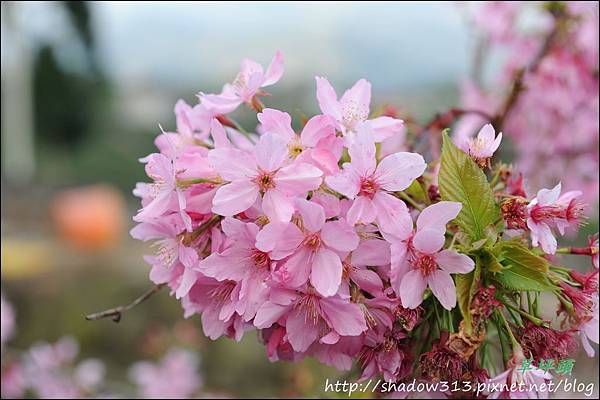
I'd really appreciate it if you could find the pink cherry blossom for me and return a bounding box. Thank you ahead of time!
[388,201,474,310]
[155,99,217,155]
[486,348,553,399]
[133,150,194,232]
[197,218,271,321]
[325,128,426,238]
[315,76,404,143]
[265,199,359,297]
[339,238,390,298]
[182,275,248,341]
[130,214,203,299]
[458,123,502,166]
[254,287,367,352]
[560,270,599,357]
[209,132,323,222]
[200,50,284,114]
[527,182,585,254]
[125,49,598,388]
[257,108,342,175]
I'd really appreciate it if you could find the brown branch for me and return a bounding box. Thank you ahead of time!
[85,284,166,323]
[419,108,494,135]
[493,7,567,128]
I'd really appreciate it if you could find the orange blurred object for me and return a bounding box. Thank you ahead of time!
[50,185,126,251]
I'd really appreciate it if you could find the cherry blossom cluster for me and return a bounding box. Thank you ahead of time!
[129,50,598,398]
[455,1,599,204]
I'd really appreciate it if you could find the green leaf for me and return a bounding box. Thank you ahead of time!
[496,240,549,274]
[481,249,504,273]
[494,268,553,291]
[493,241,554,291]
[455,255,481,334]
[438,131,499,242]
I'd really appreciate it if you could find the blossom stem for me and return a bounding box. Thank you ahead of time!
[85,284,166,323]
[185,215,223,245]
[554,290,575,316]
[555,247,595,256]
[497,310,520,350]
[396,191,423,211]
[226,116,256,144]
[505,305,523,327]
[495,318,510,365]
[177,177,221,187]
[503,302,548,327]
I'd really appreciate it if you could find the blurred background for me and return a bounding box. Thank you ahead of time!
[1,1,598,398]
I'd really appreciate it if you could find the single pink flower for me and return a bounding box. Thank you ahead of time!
[200,51,284,114]
[388,201,474,310]
[182,275,248,341]
[155,99,217,155]
[341,238,390,297]
[130,214,202,299]
[264,199,359,297]
[315,76,404,143]
[527,182,585,254]
[486,348,553,399]
[254,287,367,352]
[134,150,194,231]
[458,123,502,166]
[325,129,426,238]
[209,132,323,222]
[358,311,410,382]
[560,270,599,357]
[257,108,342,175]
[197,218,272,321]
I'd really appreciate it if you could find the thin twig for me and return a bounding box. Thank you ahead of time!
[85,284,166,323]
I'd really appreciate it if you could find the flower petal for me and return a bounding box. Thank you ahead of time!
[367,116,404,142]
[315,76,341,121]
[262,50,284,86]
[257,108,295,141]
[263,189,294,222]
[416,201,462,234]
[320,296,368,336]
[311,248,343,297]
[295,198,326,232]
[300,115,336,148]
[352,239,390,266]
[376,152,426,192]
[347,196,377,226]
[436,250,475,274]
[275,163,323,195]
[255,133,289,172]
[254,301,290,329]
[399,270,427,309]
[286,309,319,352]
[322,220,359,252]
[212,180,259,216]
[325,171,360,199]
[412,228,445,254]
[427,269,457,310]
[208,148,257,181]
